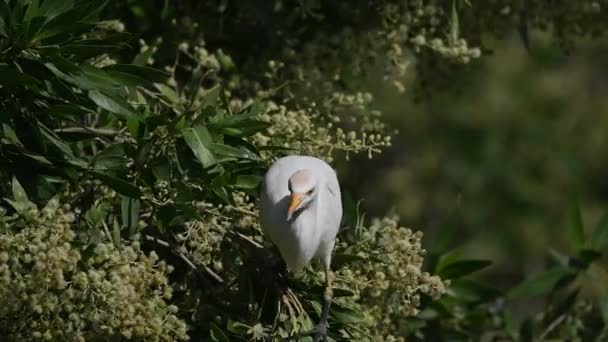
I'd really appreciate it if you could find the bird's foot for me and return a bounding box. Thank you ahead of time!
[311,321,327,342]
[282,321,327,342]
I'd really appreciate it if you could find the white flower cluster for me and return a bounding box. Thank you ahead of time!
[333,216,449,340]
[0,200,188,341]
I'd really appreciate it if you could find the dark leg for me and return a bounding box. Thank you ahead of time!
[282,266,333,342]
[313,267,333,342]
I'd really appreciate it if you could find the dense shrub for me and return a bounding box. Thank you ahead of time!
[1,0,607,340]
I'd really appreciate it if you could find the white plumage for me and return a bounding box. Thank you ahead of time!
[259,155,343,341]
[259,155,343,273]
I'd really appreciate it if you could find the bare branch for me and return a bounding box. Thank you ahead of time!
[54,127,120,136]
[144,234,225,284]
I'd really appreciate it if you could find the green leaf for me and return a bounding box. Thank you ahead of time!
[331,253,367,269]
[1,123,23,146]
[11,177,30,204]
[121,196,141,237]
[132,44,156,66]
[330,303,363,324]
[0,16,7,38]
[34,0,105,41]
[211,177,230,204]
[234,174,262,189]
[3,177,34,213]
[591,209,608,250]
[127,117,140,138]
[22,152,53,166]
[568,195,585,250]
[104,64,170,84]
[48,104,95,117]
[103,70,150,88]
[112,218,121,246]
[23,0,41,24]
[91,171,141,197]
[38,0,75,22]
[212,143,261,161]
[438,259,492,280]
[209,323,231,342]
[154,83,182,105]
[38,123,74,157]
[448,279,503,303]
[181,126,216,168]
[61,40,122,58]
[91,144,128,170]
[199,84,221,108]
[208,113,271,137]
[88,90,139,119]
[509,267,578,298]
[0,67,41,87]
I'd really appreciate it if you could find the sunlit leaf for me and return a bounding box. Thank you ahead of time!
[181,126,217,168]
[121,195,140,237]
[154,83,182,105]
[88,90,139,119]
[11,177,30,204]
[1,123,23,146]
[234,174,262,189]
[330,303,363,324]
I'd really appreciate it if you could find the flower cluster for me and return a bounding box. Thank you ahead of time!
[333,216,449,340]
[0,200,188,341]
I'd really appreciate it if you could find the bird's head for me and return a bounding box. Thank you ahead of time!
[287,168,317,220]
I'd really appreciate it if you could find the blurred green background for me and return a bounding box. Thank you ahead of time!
[342,33,608,290]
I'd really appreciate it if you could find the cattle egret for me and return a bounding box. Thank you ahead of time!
[260,155,343,342]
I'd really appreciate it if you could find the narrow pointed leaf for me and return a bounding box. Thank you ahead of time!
[91,171,141,197]
[181,126,216,167]
[438,259,492,280]
[591,209,608,250]
[568,195,585,250]
[88,90,138,119]
[509,267,578,298]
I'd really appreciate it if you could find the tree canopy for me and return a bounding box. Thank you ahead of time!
[1,0,607,340]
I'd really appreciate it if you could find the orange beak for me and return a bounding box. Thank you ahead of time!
[287,193,303,218]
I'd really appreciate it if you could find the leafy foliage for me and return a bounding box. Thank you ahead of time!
[1,0,608,340]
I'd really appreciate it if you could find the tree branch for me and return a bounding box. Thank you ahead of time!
[54,126,120,136]
[144,234,225,284]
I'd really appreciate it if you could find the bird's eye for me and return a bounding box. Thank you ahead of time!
[307,188,315,195]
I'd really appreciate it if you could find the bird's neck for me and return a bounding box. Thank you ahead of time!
[293,194,320,228]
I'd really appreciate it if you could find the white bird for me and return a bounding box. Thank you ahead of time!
[259,155,343,341]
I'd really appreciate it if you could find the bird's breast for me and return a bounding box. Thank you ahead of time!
[270,209,320,272]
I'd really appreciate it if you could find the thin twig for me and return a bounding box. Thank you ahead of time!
[225,205,257,217]
[144,234,225,284]
[54,126,120,136]
[231,230,264,249]
[539,314,566,340]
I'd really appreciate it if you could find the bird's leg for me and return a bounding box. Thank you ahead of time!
[314,266,333,341]
[282,266,333,342]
